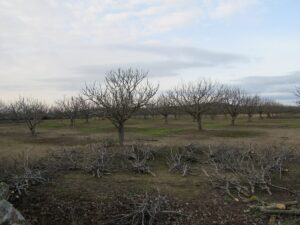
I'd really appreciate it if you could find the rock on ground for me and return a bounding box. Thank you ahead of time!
[0,183,10,201]
[0,200,26,225]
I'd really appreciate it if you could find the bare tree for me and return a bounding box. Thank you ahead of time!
[257,98,265,120]
[49,105,65,121]
[78,95,94,123]
[244,95,260,122]
[83,68,158,145]
[145,100,157,120]
[10,97,47,136]
[171,80,222,131]
[172,105,180,120]
[264,99,281,119]
[0,100,7,120]
[156,93,172,124]
[56,96,80,127]
[222,87,246,126]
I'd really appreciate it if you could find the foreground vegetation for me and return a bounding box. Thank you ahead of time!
[0,115,300,225]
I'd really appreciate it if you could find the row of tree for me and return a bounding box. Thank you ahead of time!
[0,68,299,145]
[154,82,286,128]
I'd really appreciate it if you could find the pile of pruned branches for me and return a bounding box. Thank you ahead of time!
[167,149,191,176]
[125,144,157,176]
[85,145,114,178]
[0,152,49,201]
[202,144,295,201]
[166,144,200,176]
[105,189,184,225]
[47,146,84,171]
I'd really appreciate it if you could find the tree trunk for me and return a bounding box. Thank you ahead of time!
[231,116,236,126]
[164,115,168,124]
[118,124,125,146]
[30,127,36,136]
[248,113,252,122]
[70,118,75,127]
[259,112,263,120]
[197,115,203,131]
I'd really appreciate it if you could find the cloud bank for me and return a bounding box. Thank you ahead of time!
[232,71,300,105]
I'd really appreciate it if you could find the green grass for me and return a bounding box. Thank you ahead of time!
[1,115,300,153]
[77,123,115,134]
[235,118,300,129]
[35,116,300,139]
[281,222,298,225]
[40,118,186,138]
[286,121,300,128]
[40,119,71,129]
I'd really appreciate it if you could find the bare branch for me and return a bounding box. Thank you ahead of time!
[171,79,222,130]
[10,97,47,136]
[222,87,247,126]
[56,96,81,127]
[83,68,158,145]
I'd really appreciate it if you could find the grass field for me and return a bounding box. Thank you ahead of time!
[1,115,300,224]
[1,115,300,156]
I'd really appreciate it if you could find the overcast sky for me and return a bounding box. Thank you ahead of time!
[0,0,299,104]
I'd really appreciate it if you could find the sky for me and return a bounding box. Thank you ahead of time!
[0,0,300,105]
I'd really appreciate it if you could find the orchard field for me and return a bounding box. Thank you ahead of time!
[1,114,300,225]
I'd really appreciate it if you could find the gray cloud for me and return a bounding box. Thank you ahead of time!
[115,44,250,64]
[26,45,251,92]
[75,44,250,77]
[232,71,300,105]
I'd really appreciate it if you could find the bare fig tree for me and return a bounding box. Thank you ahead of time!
[171,79,222,131]
[10,97,47,136]
[56,96,80,127]
[145,100,157,120]
[156,93,173,124]
[78,95,94,123]
[244,95,259,122]
[83,68,158,145]
[222,87,246,126]
[264,99,281,119]
[257,98,265,120]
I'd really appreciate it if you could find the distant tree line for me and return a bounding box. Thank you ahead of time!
[0,68,299,145]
